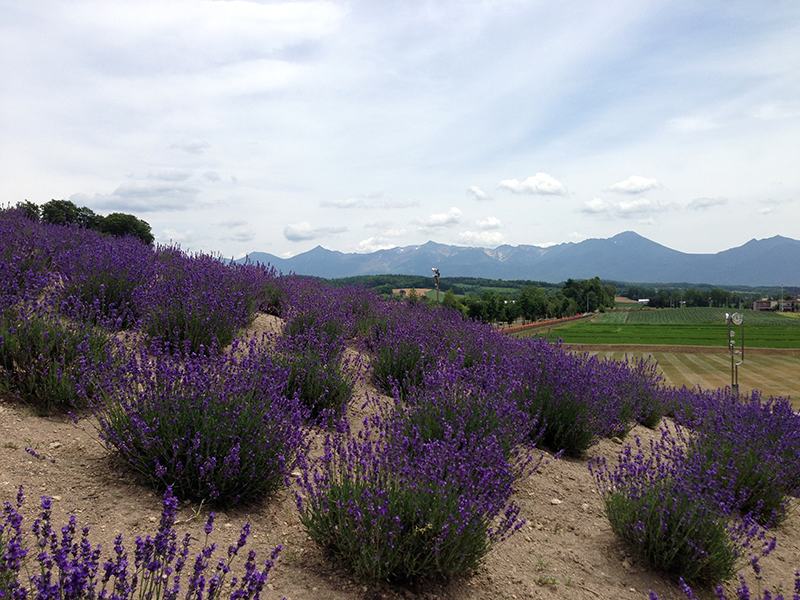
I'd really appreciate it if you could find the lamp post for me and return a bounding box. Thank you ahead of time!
[431,267,440,303]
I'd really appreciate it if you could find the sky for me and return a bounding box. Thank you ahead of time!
[2,1,800,260]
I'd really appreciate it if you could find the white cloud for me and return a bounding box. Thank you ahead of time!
[467,185,493,201]
[686,196,728,210]
[160,228,195,243]
[417,207,462,230]
[283,221,347,242]
[498,173,567,196]
[356,236,397,253]
[326,197,360,208]
[581,197,677,219]
[609,176,661,194]
[582,198,611,214]
[221,230,255,243]
[476,216,502,230]
[204,171,221,182]
[456,230,506,247]
[667,116,716,133]
[71,180,201,212]
[617,198,675,216]
[323,195,419,209]
[149,169,193,182]
[356,226,405,253]
[169,140,209,155]
[220,219,248,228]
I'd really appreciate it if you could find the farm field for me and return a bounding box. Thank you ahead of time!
[544,322,800,347]
[517,307,800,348]
[580,349,800,410]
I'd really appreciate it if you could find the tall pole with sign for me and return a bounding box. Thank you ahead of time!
[725,312,744,396]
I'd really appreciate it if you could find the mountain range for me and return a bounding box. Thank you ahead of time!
[238,231,800,287]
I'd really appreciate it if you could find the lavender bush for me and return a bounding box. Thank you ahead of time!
[395,351,538,462]
[0,305,110,415]
[368,301,499,399]
[278,313,358,420]
[54,232,154,330]
[93,337,306,506]
[0,486,281,600]
[590,425,773,587]
[668,387,800,525]
[295,414,526,581]
[136,248,271,354]
[511,339,609,457]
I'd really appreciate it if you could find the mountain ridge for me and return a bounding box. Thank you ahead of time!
[237,232,800,287]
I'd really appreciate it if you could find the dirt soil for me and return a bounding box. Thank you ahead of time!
[2,316,798,600]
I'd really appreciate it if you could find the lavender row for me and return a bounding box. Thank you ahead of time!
[0,486,281,600]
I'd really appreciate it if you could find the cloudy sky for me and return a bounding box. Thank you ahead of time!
[2,1,799,260]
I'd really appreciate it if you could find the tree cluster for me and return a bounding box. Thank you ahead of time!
[439,277,615,325]
[17,199,154,245]
[623,285,761,308]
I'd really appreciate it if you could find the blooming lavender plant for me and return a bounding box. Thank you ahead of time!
[295,413,526,582]
[0,486,281,600]
[135,247,276,354]
[93,337,306,507]
[0,304,110,415]
[668,387,800,525]
[53,231,154,330]
[367,301,500,399]
[590,424,773,587]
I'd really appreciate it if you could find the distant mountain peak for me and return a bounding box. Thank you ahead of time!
[238,232,800,286]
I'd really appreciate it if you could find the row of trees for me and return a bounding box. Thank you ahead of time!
[17,199,154,245]
[439,277,616,325]
[623,285,768,309]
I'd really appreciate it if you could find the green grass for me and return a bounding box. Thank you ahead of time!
[535,323,800,348]
[599,307,800,325]
[513,307,800,348]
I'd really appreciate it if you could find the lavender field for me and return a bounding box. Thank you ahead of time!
[1,204,799,600]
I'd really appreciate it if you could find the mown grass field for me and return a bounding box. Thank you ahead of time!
[587,350,800,410]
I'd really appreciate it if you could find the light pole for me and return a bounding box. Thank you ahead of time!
[781,283,784,312]
[431,267,440,303]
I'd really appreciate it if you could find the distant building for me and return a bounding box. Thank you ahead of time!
[752,300,774,311]
[637,299,650,305]
[752,299,800,312]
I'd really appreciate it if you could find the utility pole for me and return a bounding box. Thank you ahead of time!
[431,267,440,303]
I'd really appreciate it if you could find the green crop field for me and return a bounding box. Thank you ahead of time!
[536,323,800,348]
[515,307,800,348]
[609,307,800,325]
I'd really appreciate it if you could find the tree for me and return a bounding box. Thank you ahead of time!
[16,200,40,221]
[41,199,82,225]
[518,286,548,321]
[41,199,101,228]
[99,212,155,244]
